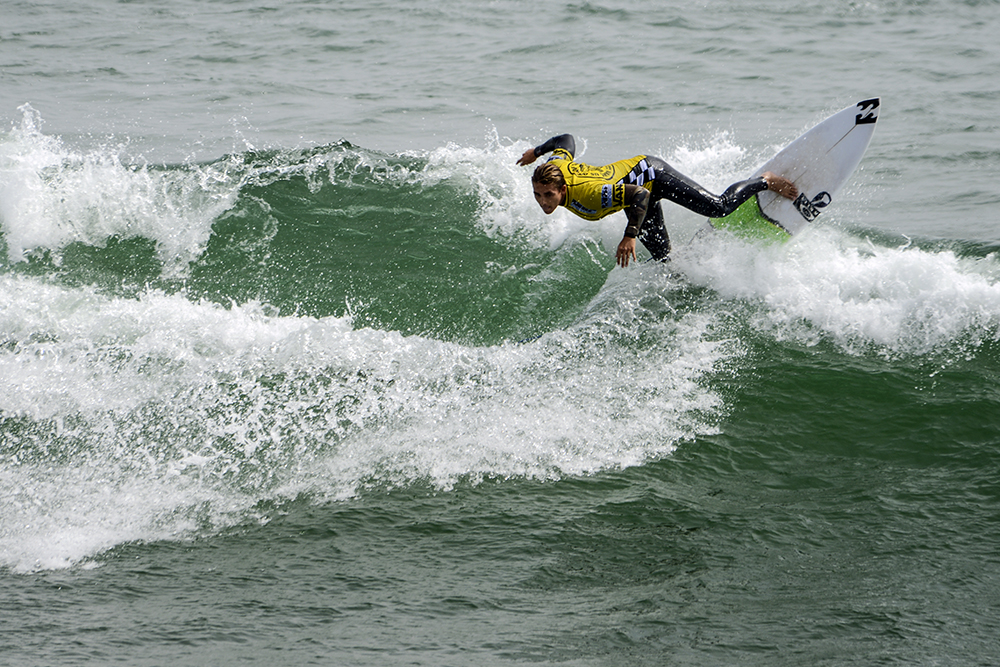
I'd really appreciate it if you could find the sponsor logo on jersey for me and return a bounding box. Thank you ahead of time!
[601,185,613,208]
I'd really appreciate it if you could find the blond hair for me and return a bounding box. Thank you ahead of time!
[531,162,565,188]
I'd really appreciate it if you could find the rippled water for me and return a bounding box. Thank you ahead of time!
[2,1,1000,665]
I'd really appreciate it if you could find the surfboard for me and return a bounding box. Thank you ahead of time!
[709,98,880,242]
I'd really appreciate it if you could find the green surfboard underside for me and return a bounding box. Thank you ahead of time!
[710,197,792,243]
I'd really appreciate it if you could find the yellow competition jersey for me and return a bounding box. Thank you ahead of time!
[548,148,657,221]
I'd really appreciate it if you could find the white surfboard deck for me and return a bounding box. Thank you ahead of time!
[708,98,880,242]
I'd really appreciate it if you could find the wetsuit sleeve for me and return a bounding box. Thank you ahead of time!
[533,134,576,159]
[623,185,650,238]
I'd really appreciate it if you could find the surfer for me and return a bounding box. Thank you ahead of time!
[517,134,798,267]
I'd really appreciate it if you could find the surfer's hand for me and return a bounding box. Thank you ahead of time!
[616,237,637,267]
[517,147,538,166]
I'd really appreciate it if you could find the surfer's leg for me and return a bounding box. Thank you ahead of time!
[646,158,768,218]
[638,200,670,260]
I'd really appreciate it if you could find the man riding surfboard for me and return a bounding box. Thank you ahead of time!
[517,134,798,266]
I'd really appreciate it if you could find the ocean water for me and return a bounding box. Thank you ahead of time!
[2,1,1000,665]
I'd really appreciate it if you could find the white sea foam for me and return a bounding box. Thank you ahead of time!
[0,104,237,273]
[676,227,1000,356]
[0,268,726,572]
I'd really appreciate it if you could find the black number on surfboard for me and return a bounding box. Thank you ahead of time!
[855,98,879,125]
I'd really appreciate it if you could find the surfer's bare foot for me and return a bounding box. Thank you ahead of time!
[762,172,798,200]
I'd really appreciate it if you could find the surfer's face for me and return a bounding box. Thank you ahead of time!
[532,182,566,215]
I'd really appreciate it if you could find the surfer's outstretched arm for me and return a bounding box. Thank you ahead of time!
[615,184,650,268]
[516,134,576,165]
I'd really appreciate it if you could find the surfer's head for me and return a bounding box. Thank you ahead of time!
[531,163,566,214]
